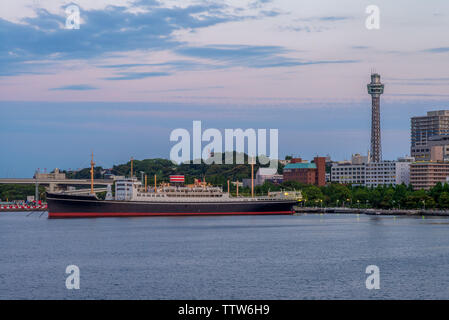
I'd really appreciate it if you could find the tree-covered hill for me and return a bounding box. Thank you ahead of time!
[68,152,283,186]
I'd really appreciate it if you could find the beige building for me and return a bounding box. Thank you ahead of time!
[34,168,66,180]
[410,162,449,190]
[351,153,370,165]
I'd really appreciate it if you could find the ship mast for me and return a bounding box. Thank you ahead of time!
[251,156,255,198]
[236,180,239,197]
[90,152,95,195]
[130,157,134,178]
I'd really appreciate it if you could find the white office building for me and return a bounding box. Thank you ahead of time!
[365,161,397,187]
[331,156,412,187]
[331,163,366,186]
[330,153,368,185]
[366,159,412,187]
[396,157,414,185]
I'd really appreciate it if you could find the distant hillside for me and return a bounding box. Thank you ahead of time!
[64,152,285,187]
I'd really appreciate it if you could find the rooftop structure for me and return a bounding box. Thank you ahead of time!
[352,153,370,165]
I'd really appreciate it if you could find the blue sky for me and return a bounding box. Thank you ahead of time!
[0,0,449,177]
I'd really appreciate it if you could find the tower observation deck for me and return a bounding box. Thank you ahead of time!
[367,73,385,163]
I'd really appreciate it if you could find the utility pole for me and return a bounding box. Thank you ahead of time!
[34,169,39,202]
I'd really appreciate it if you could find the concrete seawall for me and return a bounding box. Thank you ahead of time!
[294,206,449,217]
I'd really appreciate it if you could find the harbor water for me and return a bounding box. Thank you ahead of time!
[1,212,449,299]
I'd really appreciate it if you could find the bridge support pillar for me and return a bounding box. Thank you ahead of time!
[49,183,57,193]
[35,180,39,202]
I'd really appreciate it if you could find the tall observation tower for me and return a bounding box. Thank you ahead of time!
[367,73,385,163]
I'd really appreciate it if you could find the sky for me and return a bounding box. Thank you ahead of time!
[0,0,449,177]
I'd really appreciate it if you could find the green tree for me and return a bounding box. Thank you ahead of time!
[439,192,449,209]
[302,185,324,203]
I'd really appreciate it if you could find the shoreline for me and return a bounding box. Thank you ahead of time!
[2,207,449,217]
[294,206,449,217]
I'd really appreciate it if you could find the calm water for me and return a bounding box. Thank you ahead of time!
[1,212,449,299]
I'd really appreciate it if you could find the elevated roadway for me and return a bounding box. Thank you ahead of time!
[0,178,113,185]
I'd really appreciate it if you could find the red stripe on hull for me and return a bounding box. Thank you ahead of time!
[48,211,293,218]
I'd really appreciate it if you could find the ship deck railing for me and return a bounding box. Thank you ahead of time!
[131,196,299,202]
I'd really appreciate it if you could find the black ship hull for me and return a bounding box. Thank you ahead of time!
[47,193,297,218]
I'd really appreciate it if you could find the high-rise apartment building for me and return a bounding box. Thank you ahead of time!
[411,110,449,160]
